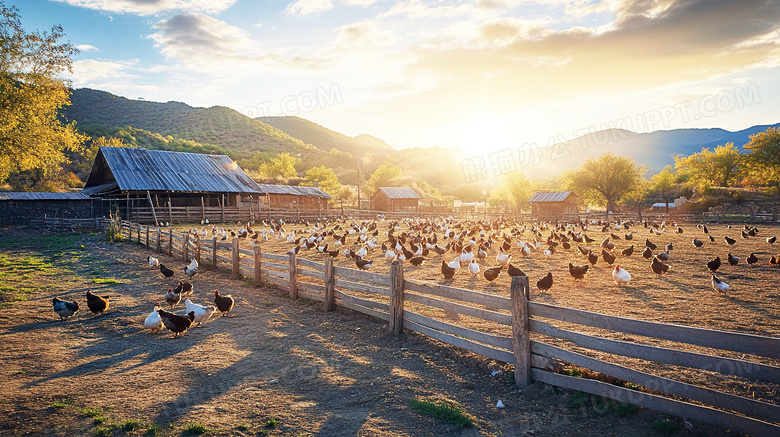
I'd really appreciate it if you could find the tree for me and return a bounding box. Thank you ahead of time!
[0,2,86,183]
[649,166,677,214]
[300,165,341,197]
[489,173,536,212]
[562,153,644,214]
[364,161,403,194]
[743,127,780,191]
[674,143,743,188]
[258,152,297,180]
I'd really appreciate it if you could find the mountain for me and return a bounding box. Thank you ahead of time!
[257,116,395,158]
[522,123,780,177]
[64,88,317,159]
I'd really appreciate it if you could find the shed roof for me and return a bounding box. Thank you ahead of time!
[528,191,576,203]
[84,147,262,194]
[256,184,332,198]
[0,192,91,201]
[376,187,420,199]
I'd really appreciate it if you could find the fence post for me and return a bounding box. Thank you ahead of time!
[145,225,150,248]
[388,259,405,335]
[136,223,141,243]
[156,228,161,252]
[289,249,298,299]
[511,275,531,389]
[212,237,218,270]
[168,230,172,256]
[183,233,189,262]
[324,258,335,312]
[195,238,201,266]
[254,247,262,287]
[232,238,240,278]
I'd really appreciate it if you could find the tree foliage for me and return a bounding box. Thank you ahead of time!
[562,153,644,212]
[743,127,780,190]
[674,143,742,188]
[258,152,298,180]
[0,2,86,183]
[301,165,341,197]
[649,166,677,211]
[489,173,536,212]
[364,161,403,194]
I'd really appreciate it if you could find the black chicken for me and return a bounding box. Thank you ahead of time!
[174,280,193,296]
[214,289,235,316]
[52,297,79,321]
[747,253,759,265]
[727,253,739,266]
[707,256,721,272]
[536,272,553,292]
[645,239,658,251]
[725,236,737,245]
[85,291,109,315]
[624,233,633,240]
[159,263,175,279]
[692,238,704,248]
[158,309,195,338]
[568,263,589,281]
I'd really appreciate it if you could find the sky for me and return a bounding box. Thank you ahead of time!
[13,0,780,152]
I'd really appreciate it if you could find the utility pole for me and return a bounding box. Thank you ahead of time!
[357,160,361,210]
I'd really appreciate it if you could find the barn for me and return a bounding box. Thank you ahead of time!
[0,192,93,225]
[256,184,331,210]
[370,187,420,212]
[82,147,263,208]
[528,191,579,216]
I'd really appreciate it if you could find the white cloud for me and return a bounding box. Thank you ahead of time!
[53,0,237,15]
[76,44,99,52]
[71,59,140,84]
[285,0,334,16]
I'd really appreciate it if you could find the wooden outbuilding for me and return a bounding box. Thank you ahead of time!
[0,192,93,225]
[528,191,579,216]
[370,187,420,212]
[256,184,331,210]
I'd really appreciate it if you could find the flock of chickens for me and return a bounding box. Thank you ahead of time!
[51,255,236,339]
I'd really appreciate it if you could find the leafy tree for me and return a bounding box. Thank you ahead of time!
[301,165,341,197]
[619,178,649,219]
[562,153,645,214]
[258,152,297,180]
[649,166,677,213]
[364,161,403,194]
[0,2,86,183]
[674,143,743,188]
[743,127,780,191]
[489,173,535,212]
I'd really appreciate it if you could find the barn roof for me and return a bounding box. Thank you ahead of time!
[376,187,420,199]
[256,184,332,198]
[528,191,576,203]
[84,147,263,194]
[0,192,91,201]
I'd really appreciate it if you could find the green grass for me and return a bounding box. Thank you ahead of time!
[236,424,250,431]
[120,419,142,432]
[52,398,76,408]
[92,278,125,284]
[93,427,112,437]
[144,424,162,436]
[92,416,106,426]
[183,422,210,435]
[79,407,104,417]
[409,398,475,428]
[265,417,279,428]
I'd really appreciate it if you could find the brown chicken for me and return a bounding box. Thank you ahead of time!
[483,265,502,282]
[568,263,589,281]
[536,272,553,292]
[650,256,670,275]
[85,291,109,315]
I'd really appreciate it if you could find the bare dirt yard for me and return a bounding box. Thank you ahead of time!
[0,220,776,437]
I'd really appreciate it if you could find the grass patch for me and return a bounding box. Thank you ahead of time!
[262,301,276,307]
[144,424,162,436]
[92,278,125,284]
[409,398,475,428]
[183,422,210,435]
[265,417,279,428]
[93,426,112,437]
[52,398,76,408]
[120,419,142,432]
[79,407,104,417]
[236,424,250,431]
[93,416,106,426]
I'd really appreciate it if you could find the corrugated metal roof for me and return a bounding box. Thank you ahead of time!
[255,184,332,198]
[84,147,263,194]
[0,192,91,201]
[528,191,575,203]
[377,187,420,199]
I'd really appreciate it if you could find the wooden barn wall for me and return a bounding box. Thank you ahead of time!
[0,200,93,225]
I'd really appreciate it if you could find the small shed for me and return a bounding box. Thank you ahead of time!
[528,191,579,216]
[0,192,93,225]
[256,184,332,210]
[370,187,420,212]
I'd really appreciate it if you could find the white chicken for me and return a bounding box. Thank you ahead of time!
[385,248,396,260]
[460,248,474,264]
[184,299,217,327]
[147,256,159,268]
[612,265,631,286]
[468,259,480,276]
[496,250,511,266]
[447,257,461,273]
[712,275,729,294]
[144,303,163,333]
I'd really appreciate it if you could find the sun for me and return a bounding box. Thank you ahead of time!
[460,118,515,151]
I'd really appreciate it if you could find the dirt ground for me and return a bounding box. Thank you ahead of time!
[0,222,772,437]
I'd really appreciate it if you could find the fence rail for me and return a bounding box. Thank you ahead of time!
[117,220,780,436]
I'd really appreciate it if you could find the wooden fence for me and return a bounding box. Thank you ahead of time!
[119,220,780,436]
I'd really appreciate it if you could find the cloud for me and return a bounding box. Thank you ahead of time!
[285,0,334,16]
[53,0,237,15]
[75,44,99,52]
[71,59,140,84]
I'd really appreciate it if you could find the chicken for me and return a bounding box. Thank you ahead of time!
[692,238,704,248]
[612,265,631,286]
[186,258,198,270]
[52,297,79,321]
[577,244,590,256]
[495,250,511,266]
[214,289,235,316]
[587,250,598,266]
[157,308,195,338]
[657,251,670,262]
[184,299,217,327]
[144,303,163,333]
[641,247,653,259]
[601,249,616,265]
[650,256,670,275]
[85,291,109,315]
[409,256,426,266]
[621,245,634,257]
[483,265,502,282]
[355,256,374,270]
[147,256,159,268]
[174,280,193,296]
[665,242,673,251]
[702,224,709,234]
[707,256,721,272]
[725,236,737,245]
[770,255,778,266]
[441,259,458,279]
[164,287,181,308]
[747,252,758,265]
[184,264,198,279]
[600,238,614,251]
[507,264,526,277]
[468,259,480,276]
[645,239,658,251]
[711,275,729,294]
[568,263,589,281]
[159,263,175,279]
[536,272,553,292]
[727,253,739,266]
[767,236,777,245]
